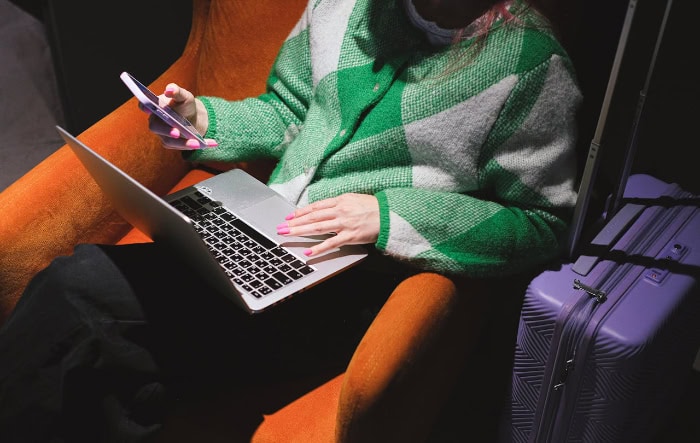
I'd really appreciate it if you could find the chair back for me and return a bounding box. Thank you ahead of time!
[194,0,308,98]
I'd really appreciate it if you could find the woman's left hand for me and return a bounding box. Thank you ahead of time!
[277,193,380,257]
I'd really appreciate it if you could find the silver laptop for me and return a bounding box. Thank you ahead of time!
[57,126,368,314]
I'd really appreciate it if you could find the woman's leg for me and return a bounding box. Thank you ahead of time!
[0,242,406,442]
[0,243,175,442]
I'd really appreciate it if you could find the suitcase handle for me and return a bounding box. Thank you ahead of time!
[566,0,674,261]
[572,202,645,275]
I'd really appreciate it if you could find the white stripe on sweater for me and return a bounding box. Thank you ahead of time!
[386,211,432,258]
[494,55,581,206]
[309,0,356,86]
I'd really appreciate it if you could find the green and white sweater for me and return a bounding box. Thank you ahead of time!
[188,0,582,278]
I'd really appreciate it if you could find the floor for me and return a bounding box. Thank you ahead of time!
[1,1,699,441]
[0,0,65,191]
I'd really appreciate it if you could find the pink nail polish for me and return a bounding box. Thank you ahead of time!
[277,227,290,235]
[276,222,288,230]
[303,249,313,256]
[165,86,175,94]
[285,213,295,220]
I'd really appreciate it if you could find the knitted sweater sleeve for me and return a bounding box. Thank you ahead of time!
[375,57,582,278]
[186,9,314,163]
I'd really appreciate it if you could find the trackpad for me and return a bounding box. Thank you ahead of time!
[239,195,296,235]
[240,196,331,249]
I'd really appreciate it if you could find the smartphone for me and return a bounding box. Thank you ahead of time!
[120,71,208,149]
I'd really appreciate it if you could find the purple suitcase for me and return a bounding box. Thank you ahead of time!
[499,174,700,442]
[499,0,700,441]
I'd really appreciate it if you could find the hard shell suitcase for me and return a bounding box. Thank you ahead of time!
[499,173,700,442]
[498,0,700,441]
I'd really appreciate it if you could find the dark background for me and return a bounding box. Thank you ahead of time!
[0,0,192,190]
[3,0,699,441]
[40,0,192,133]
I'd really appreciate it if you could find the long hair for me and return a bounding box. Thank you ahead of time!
[454,0,555,45]
[436,0,557,76]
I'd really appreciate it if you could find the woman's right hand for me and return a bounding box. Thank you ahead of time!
[144,83,218,149]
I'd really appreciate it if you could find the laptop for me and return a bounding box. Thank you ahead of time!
[57,126,368,314]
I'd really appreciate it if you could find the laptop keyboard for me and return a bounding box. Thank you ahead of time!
[169,190,314,298]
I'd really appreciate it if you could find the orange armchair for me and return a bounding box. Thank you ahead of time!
[0,0,514,441]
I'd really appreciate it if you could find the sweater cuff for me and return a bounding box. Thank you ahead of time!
[375,191,391,251]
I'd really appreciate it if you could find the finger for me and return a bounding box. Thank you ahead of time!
[157,85,178,108]
[158,135,214,150]
[303,234,347,257]
[148,115,188,141]
[158,136,193,150]
[185,138,208,149]
[164,83,178,98]
[278,206,340,234]
[278,219,339,237]
[292,208,337,227]
[166,83,193,107]
[287,206,343,230]
[148,114,175,138]
[288,198,338,219]
[138,102,152,115]
[148,116,215,150]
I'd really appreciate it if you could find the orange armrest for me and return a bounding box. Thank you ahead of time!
[335,273,489,443]
[0,95,189,322]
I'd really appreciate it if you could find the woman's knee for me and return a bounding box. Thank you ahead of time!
[11,244,139,323]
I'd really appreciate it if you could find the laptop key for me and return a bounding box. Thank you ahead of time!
[287,270,304,280]
[272,272,293,285]
[264,278,283,290]
[230,219,276,249]
[298,265,314,275]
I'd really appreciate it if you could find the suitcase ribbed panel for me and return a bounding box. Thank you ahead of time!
[565,293,700,442]
[502,278,577,442]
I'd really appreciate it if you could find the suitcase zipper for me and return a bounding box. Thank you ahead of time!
[537,263,631,442]
[536,286,605,443]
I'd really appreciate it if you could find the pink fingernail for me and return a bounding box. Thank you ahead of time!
[277,227,290,235]
[165,86,175,94]
[206,140,218,147]
[285,213,295,220]
[170,128,180,137]
[303,249,313,256]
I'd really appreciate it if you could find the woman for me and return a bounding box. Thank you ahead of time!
[0,0,581,441]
